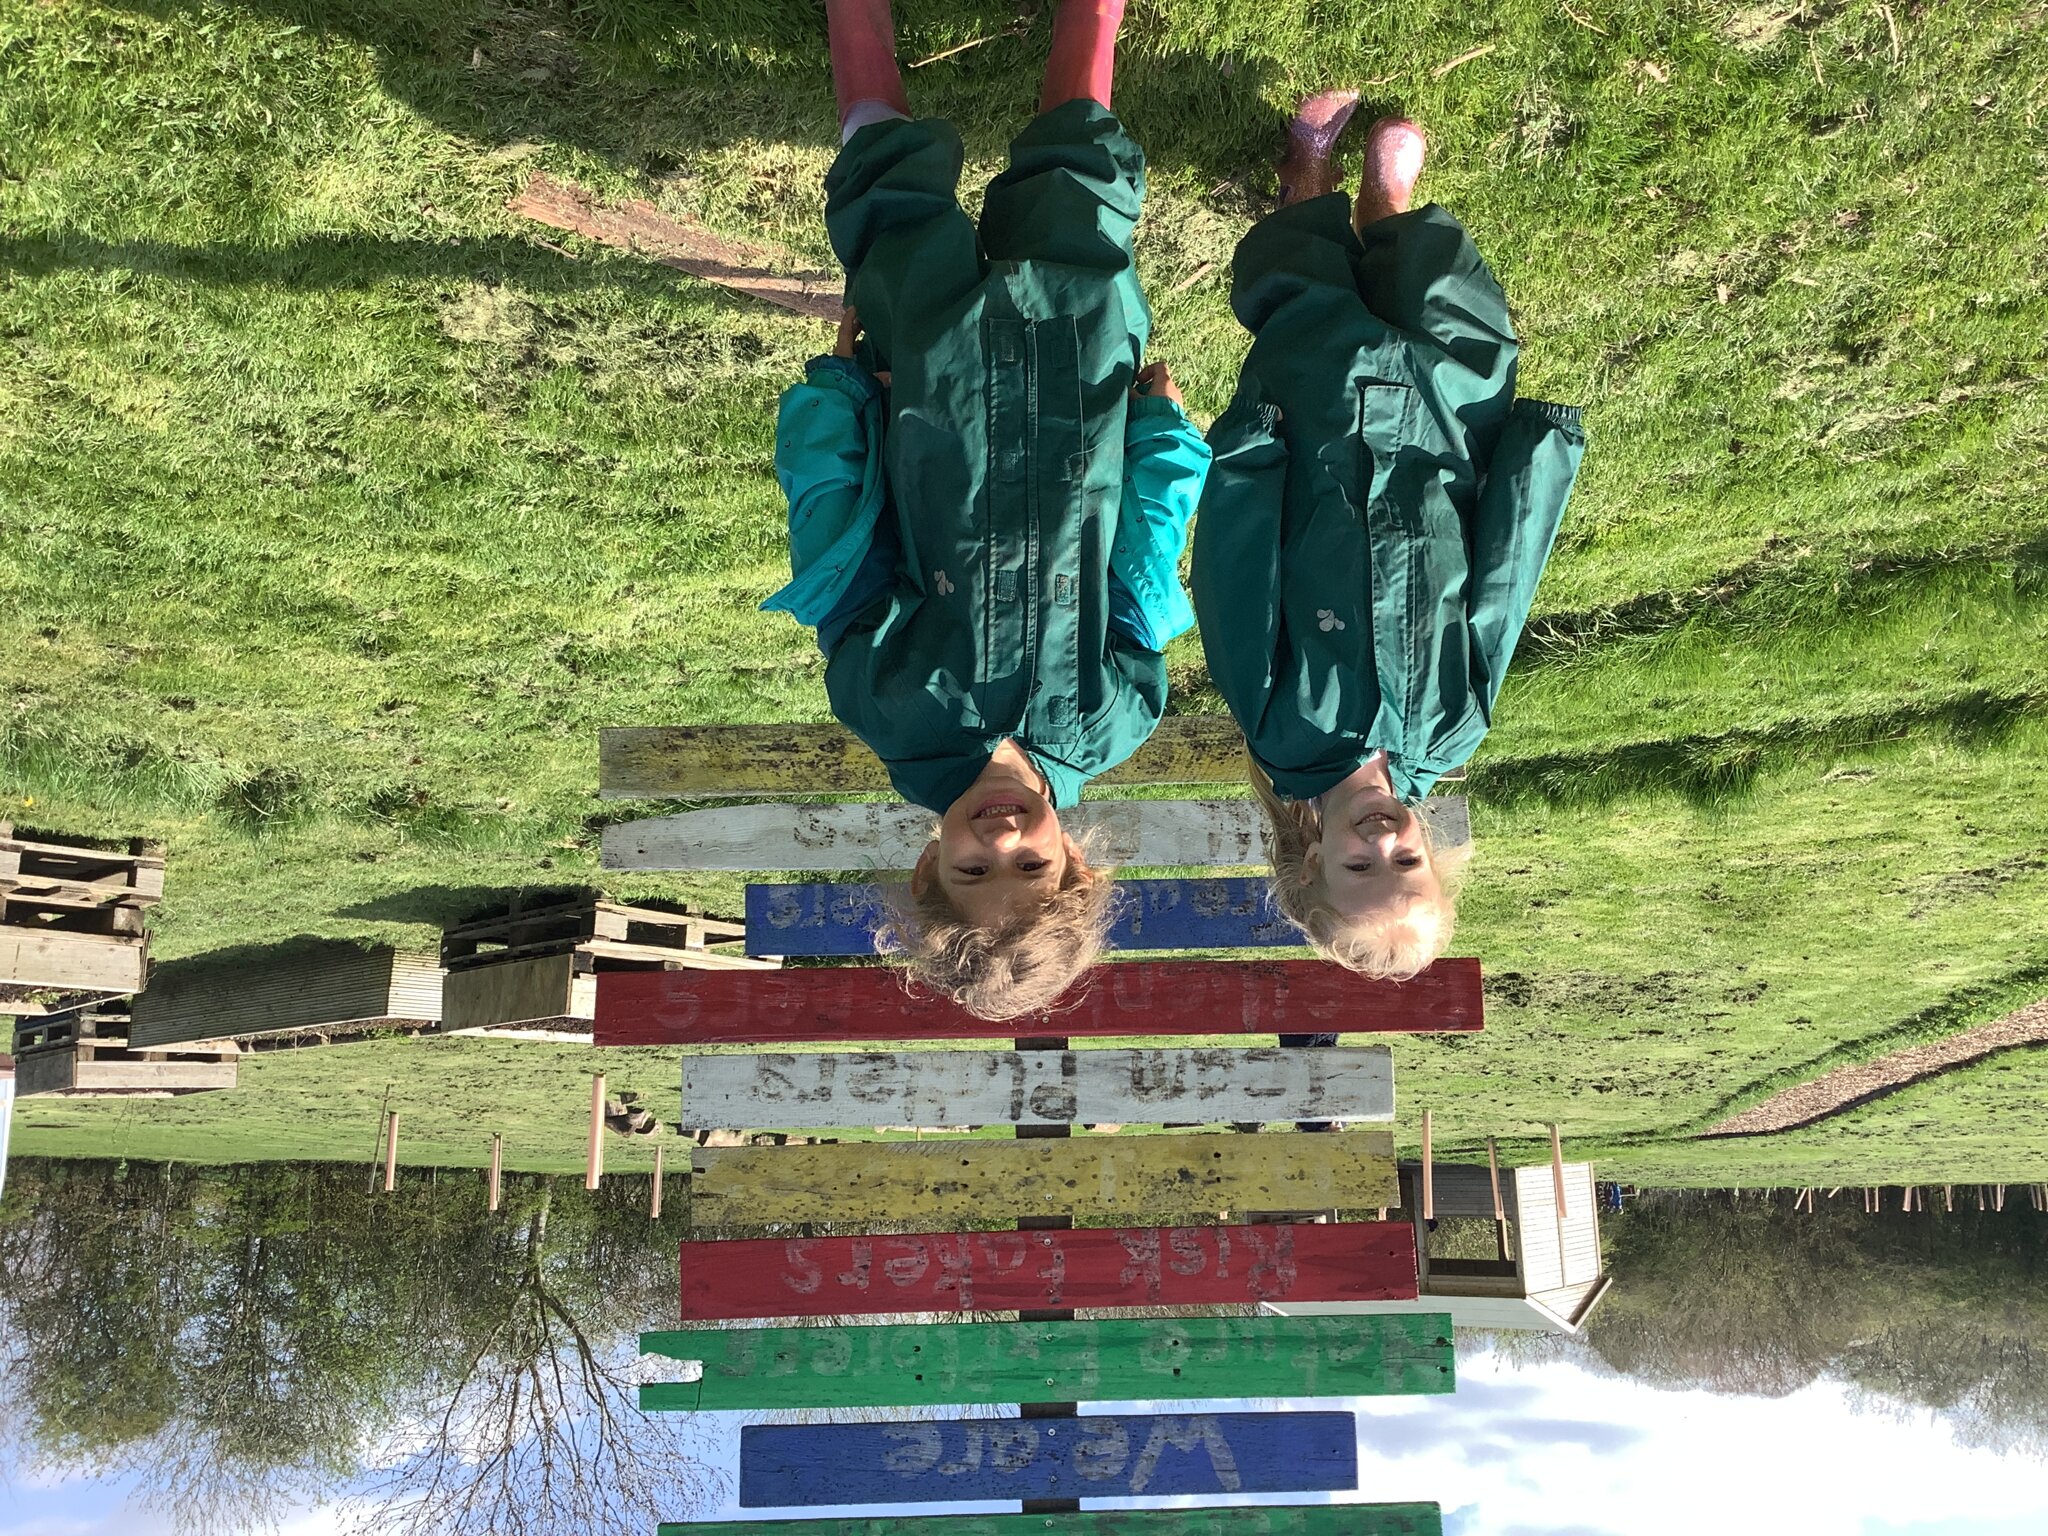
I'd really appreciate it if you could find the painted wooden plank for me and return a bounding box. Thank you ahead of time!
[679,1221,1418,1319]
[746,877,1297,956]
[641,1312,1452,1410]
[681,1046,1394,1130]
[597,958,1483,1046]
[603,797,1469,872]
[737,1412,1358,1506]
[661,1508,1444,1536]
[689,1127,1397,1226]
[600,718,1252,798]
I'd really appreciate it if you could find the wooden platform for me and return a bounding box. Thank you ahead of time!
[677,1221,1420,1320]
[688,1127,1399,1226]
[603,796,1469,873]
[437,898,776,1036]
[641,1313,1453,1411]
[597,958,1484,1045]
[681,1046,1395,1131]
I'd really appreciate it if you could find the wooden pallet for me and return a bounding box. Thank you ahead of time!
[13,1006,235,1097]
[0,822,164,908]
[437,898,777,1036]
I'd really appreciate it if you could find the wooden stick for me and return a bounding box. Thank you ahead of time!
[1560,1,1608,33]
[1433,42,1497,78]
[1486,1136,1509,1259]
[651,1143,665,1219]
[1881,3,1901,62]
[1420,1110,1434,1222]
[382,1110,399,1193]
[587,1073,606,1191]
[1944,1184,1953,1212]
[1996,1183,2006,1212]
[1548,1124,1567,1211]
[488,1134,503,1211]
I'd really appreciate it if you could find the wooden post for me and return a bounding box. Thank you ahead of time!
[1015,1029,1078,1517]
[382,1110,399,1193]
[1547,1123,1568,1270]
[1944,1184,1953,1213]
[1419,1110,1433,1222]
[587,1073,607,1190]
[488,1134,503,1211]
[1995,1183,2006,1212]
[651,1143,665,1219]
[1486,1136,1508,1259]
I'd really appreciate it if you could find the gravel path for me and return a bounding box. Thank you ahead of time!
[1704,998,2048,1136]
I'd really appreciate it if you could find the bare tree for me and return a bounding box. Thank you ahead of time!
[351,1184,727,1536]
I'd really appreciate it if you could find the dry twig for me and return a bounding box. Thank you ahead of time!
[1560,3,1608,34]
[1433,42,1497,78]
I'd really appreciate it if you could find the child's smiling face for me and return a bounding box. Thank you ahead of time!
[1304,766,1442,923]
[913,747,1074,931]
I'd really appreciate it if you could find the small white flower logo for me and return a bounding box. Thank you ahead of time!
[1317,609,1346,632]
[933,570,956,595]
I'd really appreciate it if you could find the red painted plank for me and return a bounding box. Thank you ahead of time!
[597,958,1482,1046]
[678,1222,1419,1321]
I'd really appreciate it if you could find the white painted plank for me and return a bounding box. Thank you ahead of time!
[605,798,1468,873]
[681,1046,1395,1130]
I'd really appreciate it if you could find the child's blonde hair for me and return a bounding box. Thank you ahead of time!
[877,835,1117,1021]
[1248,755,1467,980]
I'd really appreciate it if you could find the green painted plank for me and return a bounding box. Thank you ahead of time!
[640,1313,1453,1411]
[659,1506,1444,1536]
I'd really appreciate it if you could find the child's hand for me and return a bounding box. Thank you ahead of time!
[1132,360,1183,407]
[835,306,891,389]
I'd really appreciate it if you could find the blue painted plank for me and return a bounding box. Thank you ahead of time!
[737,1411,1357,1507]
[746,878,1296,958]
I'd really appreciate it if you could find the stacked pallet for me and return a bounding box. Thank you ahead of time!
[0,822,163,1016]
[436,898,777,1040]
[11,1004,235,1098]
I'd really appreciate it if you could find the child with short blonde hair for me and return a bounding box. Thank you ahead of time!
[1195,99,1584,979]
[765,0,1210,1018]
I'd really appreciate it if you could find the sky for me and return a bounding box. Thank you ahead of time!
[4,1347,2047,1536]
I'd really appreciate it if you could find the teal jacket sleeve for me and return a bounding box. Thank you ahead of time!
[760,357,889,629]
[1107,394,1213,651]
[1466,399,1586,716]
[1190,387,1290,709]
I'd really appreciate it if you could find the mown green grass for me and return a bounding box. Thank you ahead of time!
[4,0,2046,1180]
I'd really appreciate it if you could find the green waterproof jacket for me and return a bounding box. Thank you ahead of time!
[762,106,1212,815]
[1192,196,1586,803]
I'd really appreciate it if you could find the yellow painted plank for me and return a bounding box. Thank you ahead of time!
[688,1129,1397,1225]
[599,718,1248,799]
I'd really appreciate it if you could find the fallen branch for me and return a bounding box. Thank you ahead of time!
[1169,260,1215,295]
[507,172,840,322]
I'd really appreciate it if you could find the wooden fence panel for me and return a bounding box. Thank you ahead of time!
[641,1313,1452,1410]
[598,959,1482,1046]
[604,798,1469,872]
[737,1412,1358,1506]
[678,1222,1418,1319]
[662,1509,1443,1536]
[681,1046,1394,1130]
[689,1128,1397,1226]
[746,877,1294,956]
[601,718,1250,798]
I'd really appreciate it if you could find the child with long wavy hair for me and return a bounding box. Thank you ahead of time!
[1194,98,1585,979]
[763,0,1210,1019]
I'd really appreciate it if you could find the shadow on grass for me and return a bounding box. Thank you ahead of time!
[333,882,599,927]
[114,0,1293,183]
[0,231,695,295]
[1465,687,2048,809]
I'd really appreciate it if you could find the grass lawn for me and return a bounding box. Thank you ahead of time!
[4,0,2046,1183]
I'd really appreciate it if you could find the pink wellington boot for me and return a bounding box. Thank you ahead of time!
[1276,89,1361,206]
[1354,116,1426,231]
